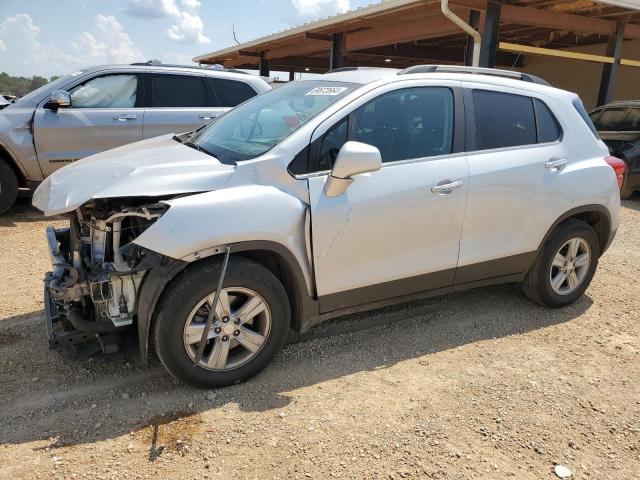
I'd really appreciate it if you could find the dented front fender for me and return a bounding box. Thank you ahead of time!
[132,184,313,294]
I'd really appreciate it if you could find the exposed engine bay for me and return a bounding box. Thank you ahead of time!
[45,199,168,356]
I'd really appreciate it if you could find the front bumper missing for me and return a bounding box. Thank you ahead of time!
[44,272,96,350]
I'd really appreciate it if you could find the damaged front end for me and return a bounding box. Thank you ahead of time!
[44,199,168,358]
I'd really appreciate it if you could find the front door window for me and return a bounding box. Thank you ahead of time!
[69,74,138,108]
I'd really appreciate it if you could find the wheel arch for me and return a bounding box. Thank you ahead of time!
[538,205,613,257]
[136,240,319,364]
[0,143,27,187]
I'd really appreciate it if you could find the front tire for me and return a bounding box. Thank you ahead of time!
[522,219,599,308]
[0,159,18,215]
[153,256,290,388]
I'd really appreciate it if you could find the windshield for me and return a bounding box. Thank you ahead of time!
[191,80,358,163]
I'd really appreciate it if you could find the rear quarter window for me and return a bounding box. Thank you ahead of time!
[533,98,561,143]
[572,98,599,138]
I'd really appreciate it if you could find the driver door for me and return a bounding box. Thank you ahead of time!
[34,73,144,176]
[308,85,469,312]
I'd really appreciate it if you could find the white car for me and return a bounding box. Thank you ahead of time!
[34,65,620,388]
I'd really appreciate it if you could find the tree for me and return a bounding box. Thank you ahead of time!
[0,72,55,97]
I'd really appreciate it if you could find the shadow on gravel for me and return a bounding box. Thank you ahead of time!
[621,195,640,211]
[0,196,62,227]
[0,283,593,451]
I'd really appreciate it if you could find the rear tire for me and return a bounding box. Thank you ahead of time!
[522,219,599,308]
[0,159,18,215]
[620,173,634,200]
[153,256,290,388]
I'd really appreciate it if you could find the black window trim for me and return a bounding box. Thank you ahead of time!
[147,71,214,108]
[291,85,465,176]
[464,87,563,153]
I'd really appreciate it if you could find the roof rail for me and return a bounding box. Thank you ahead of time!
[131,59,162,66]
[398,65,551,86]
[328,67,361,73]
[129,60,249,75]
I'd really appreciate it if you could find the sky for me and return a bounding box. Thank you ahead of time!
[0,0,377,79]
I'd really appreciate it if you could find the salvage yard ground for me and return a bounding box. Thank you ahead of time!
[1,196,639,480]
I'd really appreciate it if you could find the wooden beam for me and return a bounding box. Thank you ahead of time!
[264,39,329,60]
[502,4,616,37]
[499,41,640,67]
[305,32,333,42]
[355,44,522,67]
[238,50,260,57]
[344,13,468,51]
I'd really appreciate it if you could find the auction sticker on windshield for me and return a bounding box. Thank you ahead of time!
[305,87,348,96]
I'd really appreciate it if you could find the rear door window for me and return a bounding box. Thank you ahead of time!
[151,74,208,107]
[210,78,257,107]
[472,90,536,150]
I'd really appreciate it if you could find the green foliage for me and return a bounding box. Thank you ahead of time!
[0,72,57,98]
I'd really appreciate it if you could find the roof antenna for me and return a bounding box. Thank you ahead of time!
[232,24,241,45]
[510,52,522,70]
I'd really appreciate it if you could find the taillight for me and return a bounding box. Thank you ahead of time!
[605,155,626,189]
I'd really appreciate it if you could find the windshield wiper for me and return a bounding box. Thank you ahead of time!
[183,140,220,161]
[183,140,202,151]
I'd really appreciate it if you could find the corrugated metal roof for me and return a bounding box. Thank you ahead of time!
[193,0,640,63]
[193,0,425,62]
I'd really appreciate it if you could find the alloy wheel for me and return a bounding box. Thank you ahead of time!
[549,237,591,295]
[183,287,272,371]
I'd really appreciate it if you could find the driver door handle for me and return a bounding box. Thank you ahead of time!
[545,158,567,170]
[199,113,217,120]
[114,114,137,121]
[431,180,464,195]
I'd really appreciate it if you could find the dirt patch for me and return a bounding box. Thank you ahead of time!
[136,411,204,459]
[0,331,19,347]
[1,196,639,480]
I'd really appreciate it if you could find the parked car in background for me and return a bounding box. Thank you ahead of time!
[0,62,271,214]
[590,101,640,198]
[34,66,620,388]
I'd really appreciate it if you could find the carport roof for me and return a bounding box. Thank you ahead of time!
[193,0,640,73]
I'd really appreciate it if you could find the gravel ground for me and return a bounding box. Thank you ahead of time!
[0,195,639,480]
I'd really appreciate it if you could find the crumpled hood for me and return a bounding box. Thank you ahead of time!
[33,134,235,216]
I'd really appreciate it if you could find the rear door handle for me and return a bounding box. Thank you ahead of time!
[113,114,137,121]
[199,113,217,120]
[545,158,567,170]
[431,180,464,195]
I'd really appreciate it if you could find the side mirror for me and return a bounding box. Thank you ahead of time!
[324,141,381,197]
[45,90,71,110]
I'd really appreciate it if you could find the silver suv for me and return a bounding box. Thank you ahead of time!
[0,62,270,213]
[34,66,620,388]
